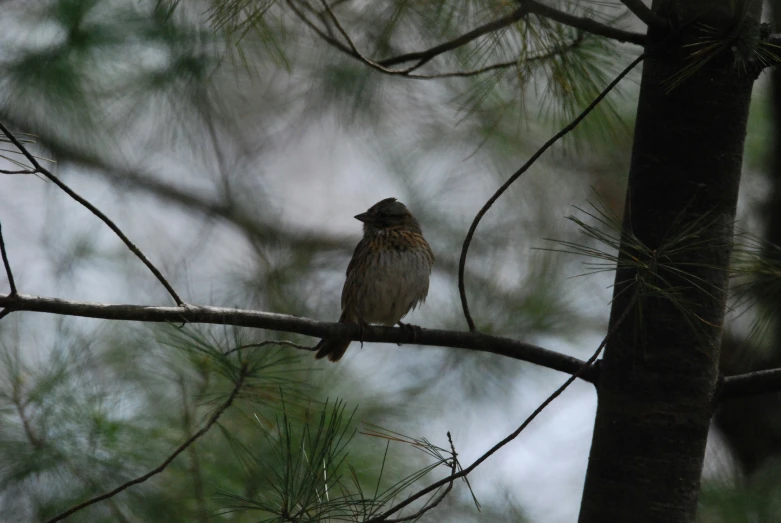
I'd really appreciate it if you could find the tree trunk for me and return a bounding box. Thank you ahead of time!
[578,2,761,522]
[714,0,781,476]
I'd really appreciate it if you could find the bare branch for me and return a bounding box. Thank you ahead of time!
[526,0,646,47]
[298,0,646,79]
[376,4,534,70]
[619,0,666,29]
[405,35,586,80]
[0,292,598,383]
[458,54,646,331]
[45,365,247,523]
[720,368,781,399]
[0,121,185,306]
[0,220,17,296]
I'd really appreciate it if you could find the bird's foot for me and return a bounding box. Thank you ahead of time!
[358,319,371,348]
[397,321,422,344]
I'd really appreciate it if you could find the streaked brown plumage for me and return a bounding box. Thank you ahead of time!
[315,198,434,362]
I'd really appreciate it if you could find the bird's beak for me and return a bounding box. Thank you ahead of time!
[354,212,370,223]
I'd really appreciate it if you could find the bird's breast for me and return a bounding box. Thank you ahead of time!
[344,231,433,325]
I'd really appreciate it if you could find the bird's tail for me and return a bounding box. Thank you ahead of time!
[314,311,351,362]
[314,337,351,362]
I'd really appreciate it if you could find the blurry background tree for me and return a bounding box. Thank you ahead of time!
[0,0,779,522]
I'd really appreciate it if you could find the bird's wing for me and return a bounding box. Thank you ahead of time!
[341,236,372,311]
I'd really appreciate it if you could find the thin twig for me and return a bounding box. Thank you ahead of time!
[287,0,354,56]
[379,432,460,523]
[370,290,639,521]
[300,0,533,75]
[407,59,520,79]
[406,35,586,80]
[316,0,417,74]
[377,1,646,68]
[0,169,36,174]
[0,220,17,296]
[298,0,647,76]
[45,365,247,523]
[222,340,316,356]
[457,53,646,331]
[619,0,667,29]
[0,121,185,306]
[303,0,646,78]
[0,292,598,383]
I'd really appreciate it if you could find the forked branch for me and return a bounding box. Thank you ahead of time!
[291,0,646,79]
[0,121,185,306]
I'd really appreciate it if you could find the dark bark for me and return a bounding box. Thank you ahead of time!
[578,2,761,522]
[714,0,781,476]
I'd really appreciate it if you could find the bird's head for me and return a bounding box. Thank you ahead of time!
[355,198,421,233]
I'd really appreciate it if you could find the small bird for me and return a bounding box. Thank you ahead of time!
[315,198,434,362]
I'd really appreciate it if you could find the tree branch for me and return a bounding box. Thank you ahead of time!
[291,0,534,75]
[525,0,647,46]
[0,292,598,383]
[458,53,646,331]
[720,368,781,399]
[45,365,247,523]
[619,0,667,29]
[293,0,645,80]
[0,121,185,306]
[405,34,587,80]
[377,4,533,69]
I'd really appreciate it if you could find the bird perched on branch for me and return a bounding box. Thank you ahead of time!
[315,198,434,362]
